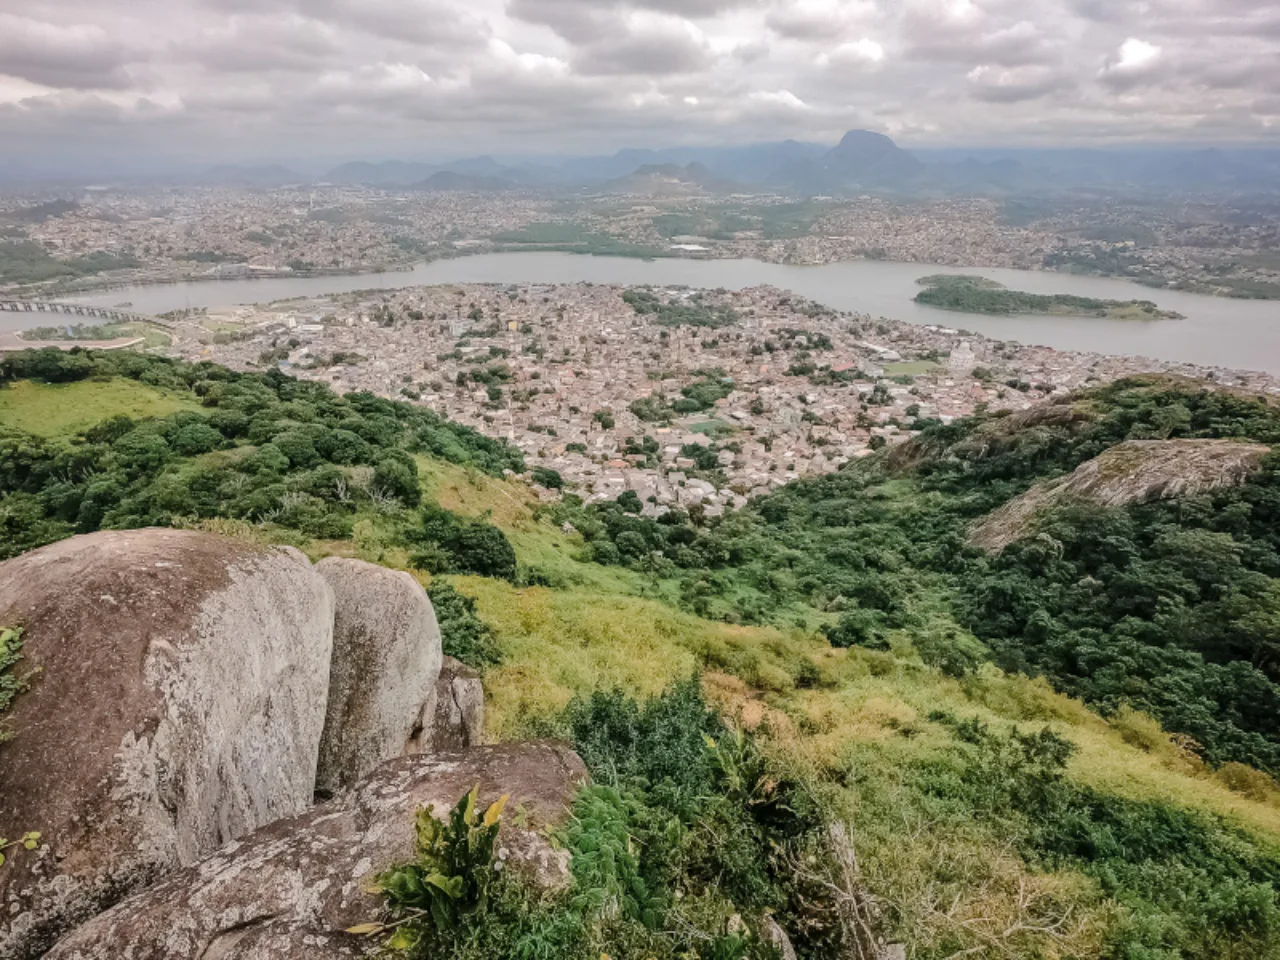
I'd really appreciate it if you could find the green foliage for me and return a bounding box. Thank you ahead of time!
[357,787,509,950]
[530,467,563,489]
[629,396,671,423]
[0,349,523,558]
[914,274,1180,319]
[1,626,26,735]
[622,289,740,328]
[0,240,138,285]
[918,712,1280,959]
[0,627,42,869]
[413,505,518,581]
[374,683,816,960]
[428,580,503,668]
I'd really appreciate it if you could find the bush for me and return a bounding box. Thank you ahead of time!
[531,467,563,489]
[373,457,422,506]
[414,505,517,581]
[823,609,887,650]
[427,580,503,668]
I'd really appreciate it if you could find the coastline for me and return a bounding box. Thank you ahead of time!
[4,245,1277,303]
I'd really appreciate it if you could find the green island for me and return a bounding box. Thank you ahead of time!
[914,273,1184,320]
[6,349,1280,959]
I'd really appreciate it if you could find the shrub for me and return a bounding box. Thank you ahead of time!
[531,467,563,489]
[413,505,517,581]
[427,580,503,668]
[823,609,887,650]
[353,787,509,951]
[373,457,422,506]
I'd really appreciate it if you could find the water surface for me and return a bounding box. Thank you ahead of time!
[7,253,1279,373]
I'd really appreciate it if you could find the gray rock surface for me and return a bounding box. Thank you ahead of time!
[0,529,335,960]
[969,438,1271,552]
[47,743,588,960]
[762,916,798,960]
[314,558,443,796]
[423,655,486,752]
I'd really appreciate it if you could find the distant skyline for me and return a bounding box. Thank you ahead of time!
[1,0,1278,171]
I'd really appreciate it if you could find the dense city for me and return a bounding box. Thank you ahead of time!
[148,280,1279,516]
[3,186,1279,300]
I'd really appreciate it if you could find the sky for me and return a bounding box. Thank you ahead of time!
[1,0,1278,170]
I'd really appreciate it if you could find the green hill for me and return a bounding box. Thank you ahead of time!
[5,348,1280,959]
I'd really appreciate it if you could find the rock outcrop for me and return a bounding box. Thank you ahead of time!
[314,558,442,796]
[423,655,486,752]
[0,530,336,960]
[970,438,1271,552]
[47,743,587,960]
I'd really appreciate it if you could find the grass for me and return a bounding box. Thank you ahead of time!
[113,437,1280,957]
[431,536,1280,958]
[882,360,942,377]
[0,378,199,437]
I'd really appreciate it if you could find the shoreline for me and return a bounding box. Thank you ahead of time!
[4,246,1276,304]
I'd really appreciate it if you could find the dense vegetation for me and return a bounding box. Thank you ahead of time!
[914,274,1181,319]
[369,682,849,960]
[622,288,740,328]
[6,349,1280,958]
[549,378,1280,774]
[0,241,140,285]
[629,373,736,423]
[0,348,522,560]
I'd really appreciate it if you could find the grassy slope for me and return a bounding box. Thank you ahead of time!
[11,373,1279,956]
[388,462,1280,955]
[0,378,198,437]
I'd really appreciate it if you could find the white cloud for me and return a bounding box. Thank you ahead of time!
[1117,38,1161,69]
[820,38,885,65]
[0,0,1276,163]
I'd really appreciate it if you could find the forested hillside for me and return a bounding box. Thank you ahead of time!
[552,378,1280,773]
[5,349,1280,960]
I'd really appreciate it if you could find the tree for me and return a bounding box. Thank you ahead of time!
[617,491,643,514]
[373,458,421,506]
[531,467,563,489]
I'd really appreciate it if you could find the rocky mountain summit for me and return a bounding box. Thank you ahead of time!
[969,438,1271,552]
[0,529,563,959]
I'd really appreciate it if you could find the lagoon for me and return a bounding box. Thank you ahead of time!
[8,253,1280,373]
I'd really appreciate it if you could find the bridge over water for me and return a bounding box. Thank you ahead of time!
[0,300,174,329]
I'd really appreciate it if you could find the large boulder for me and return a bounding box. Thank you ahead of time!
[0,529,335,960]
[314,558,443,796]
[47,742,588,960]
[969,438,1272,553]
[422,655,486,752]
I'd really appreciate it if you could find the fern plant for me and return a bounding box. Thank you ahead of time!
[349,785,508,950]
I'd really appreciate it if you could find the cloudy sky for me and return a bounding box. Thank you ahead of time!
[1,0,1277,169]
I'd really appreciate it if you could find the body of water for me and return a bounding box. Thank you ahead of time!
[6,253,1279,373]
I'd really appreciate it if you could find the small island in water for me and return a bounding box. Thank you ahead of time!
[914,274,1184,320]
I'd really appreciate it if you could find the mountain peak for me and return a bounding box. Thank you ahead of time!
[836,129,897,149]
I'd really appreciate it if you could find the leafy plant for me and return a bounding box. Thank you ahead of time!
[351,786,509,950]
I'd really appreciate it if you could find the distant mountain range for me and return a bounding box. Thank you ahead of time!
[171,132,1280,197]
